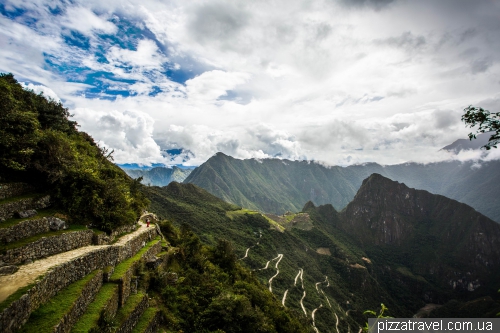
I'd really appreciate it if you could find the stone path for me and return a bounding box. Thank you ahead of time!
[0,223,151,303]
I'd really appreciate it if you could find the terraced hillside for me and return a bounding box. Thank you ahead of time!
[0,182,162,333]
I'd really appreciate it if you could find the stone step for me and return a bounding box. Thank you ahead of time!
[0,183,36,200]
[0,224,158,333]
[0,227,94,266]
[0,194,51,222]
[131,307,162,333]
[114,292,149,333]
[18,269,103,333]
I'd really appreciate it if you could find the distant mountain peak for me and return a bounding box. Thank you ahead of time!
[441,132,493,153]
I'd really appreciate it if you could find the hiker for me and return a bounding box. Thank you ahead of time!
[146,217,150,227]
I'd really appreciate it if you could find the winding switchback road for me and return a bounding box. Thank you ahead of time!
[268,254,283,292]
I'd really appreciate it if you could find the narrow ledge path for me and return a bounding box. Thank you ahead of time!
[0,222,151,303]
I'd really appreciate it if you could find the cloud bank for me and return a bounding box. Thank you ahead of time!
[1,0,499,166]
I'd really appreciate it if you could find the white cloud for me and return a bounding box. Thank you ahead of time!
[1,0,500,166]
[60,7,117,36]
[72,108,166,164]
[186,70,251,101]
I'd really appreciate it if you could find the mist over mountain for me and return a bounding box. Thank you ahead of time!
[184,153,500,222]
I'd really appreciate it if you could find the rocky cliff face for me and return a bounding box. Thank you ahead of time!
[338,173,500,291]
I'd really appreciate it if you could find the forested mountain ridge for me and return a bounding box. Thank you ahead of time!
[184,152,500,222]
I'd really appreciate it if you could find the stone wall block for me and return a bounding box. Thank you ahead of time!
[0,230,95,265]
[0,183,35,200]
[0,217,51,243]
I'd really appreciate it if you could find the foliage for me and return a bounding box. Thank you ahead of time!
[149,218,310,333]
[0,73,148,230]
[363,303,392,332]
[462,105,500,150]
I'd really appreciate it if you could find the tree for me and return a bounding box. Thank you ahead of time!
[461,105,500,150]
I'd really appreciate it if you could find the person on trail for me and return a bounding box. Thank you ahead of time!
[146,217,150,227]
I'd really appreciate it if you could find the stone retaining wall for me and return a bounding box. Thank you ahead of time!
[0,230,95,265]
[0,183,35,200]
[0,227,158,333]
[53,270,104,333]
[0,195,51,221]
[116,294,149,333]
[0,217,52,244]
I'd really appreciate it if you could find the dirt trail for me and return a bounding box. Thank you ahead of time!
[281,289,289,307]
[311,304,323,332]
[0,223,151,303]
[238,232,261,261]
[268,254,283,292]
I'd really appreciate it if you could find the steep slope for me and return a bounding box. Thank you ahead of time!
[337,174,500,292]
[145,180,500,330]
[122,166,192,186]
[184,153,500,222]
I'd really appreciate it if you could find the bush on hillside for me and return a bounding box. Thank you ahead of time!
[0,73,148,231]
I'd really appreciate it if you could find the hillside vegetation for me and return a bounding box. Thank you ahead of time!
[0,73,148,231]
[145,178,500,331]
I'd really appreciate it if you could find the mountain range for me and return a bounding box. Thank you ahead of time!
[184,153,500,223]
[145,174,500,331]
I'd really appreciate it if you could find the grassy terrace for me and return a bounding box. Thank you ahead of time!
[114,292,146,327]
[0,208,60,229]
[226,208,285,232]
[0,224,88,253]
[131,306,158,333]
[110,237,161,281]
[20,270,101,333]
[71,283,119,333]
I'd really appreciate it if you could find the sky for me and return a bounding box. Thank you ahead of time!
[1,0,500,167]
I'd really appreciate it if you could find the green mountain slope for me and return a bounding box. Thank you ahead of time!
[145,178,500,331]
[122,166,192,186]
[184,153,500,222]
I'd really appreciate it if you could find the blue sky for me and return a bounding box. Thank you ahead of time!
[1,0,500,166]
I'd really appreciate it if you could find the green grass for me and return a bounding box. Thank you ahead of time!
[71,283,119,333]
[0,208,60,229]
[131,307,158,333]
[0,282,36,313]
[110,237,160,280]
[114,292,146,326]
[0,224,88,253]
[19,270,101,332]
